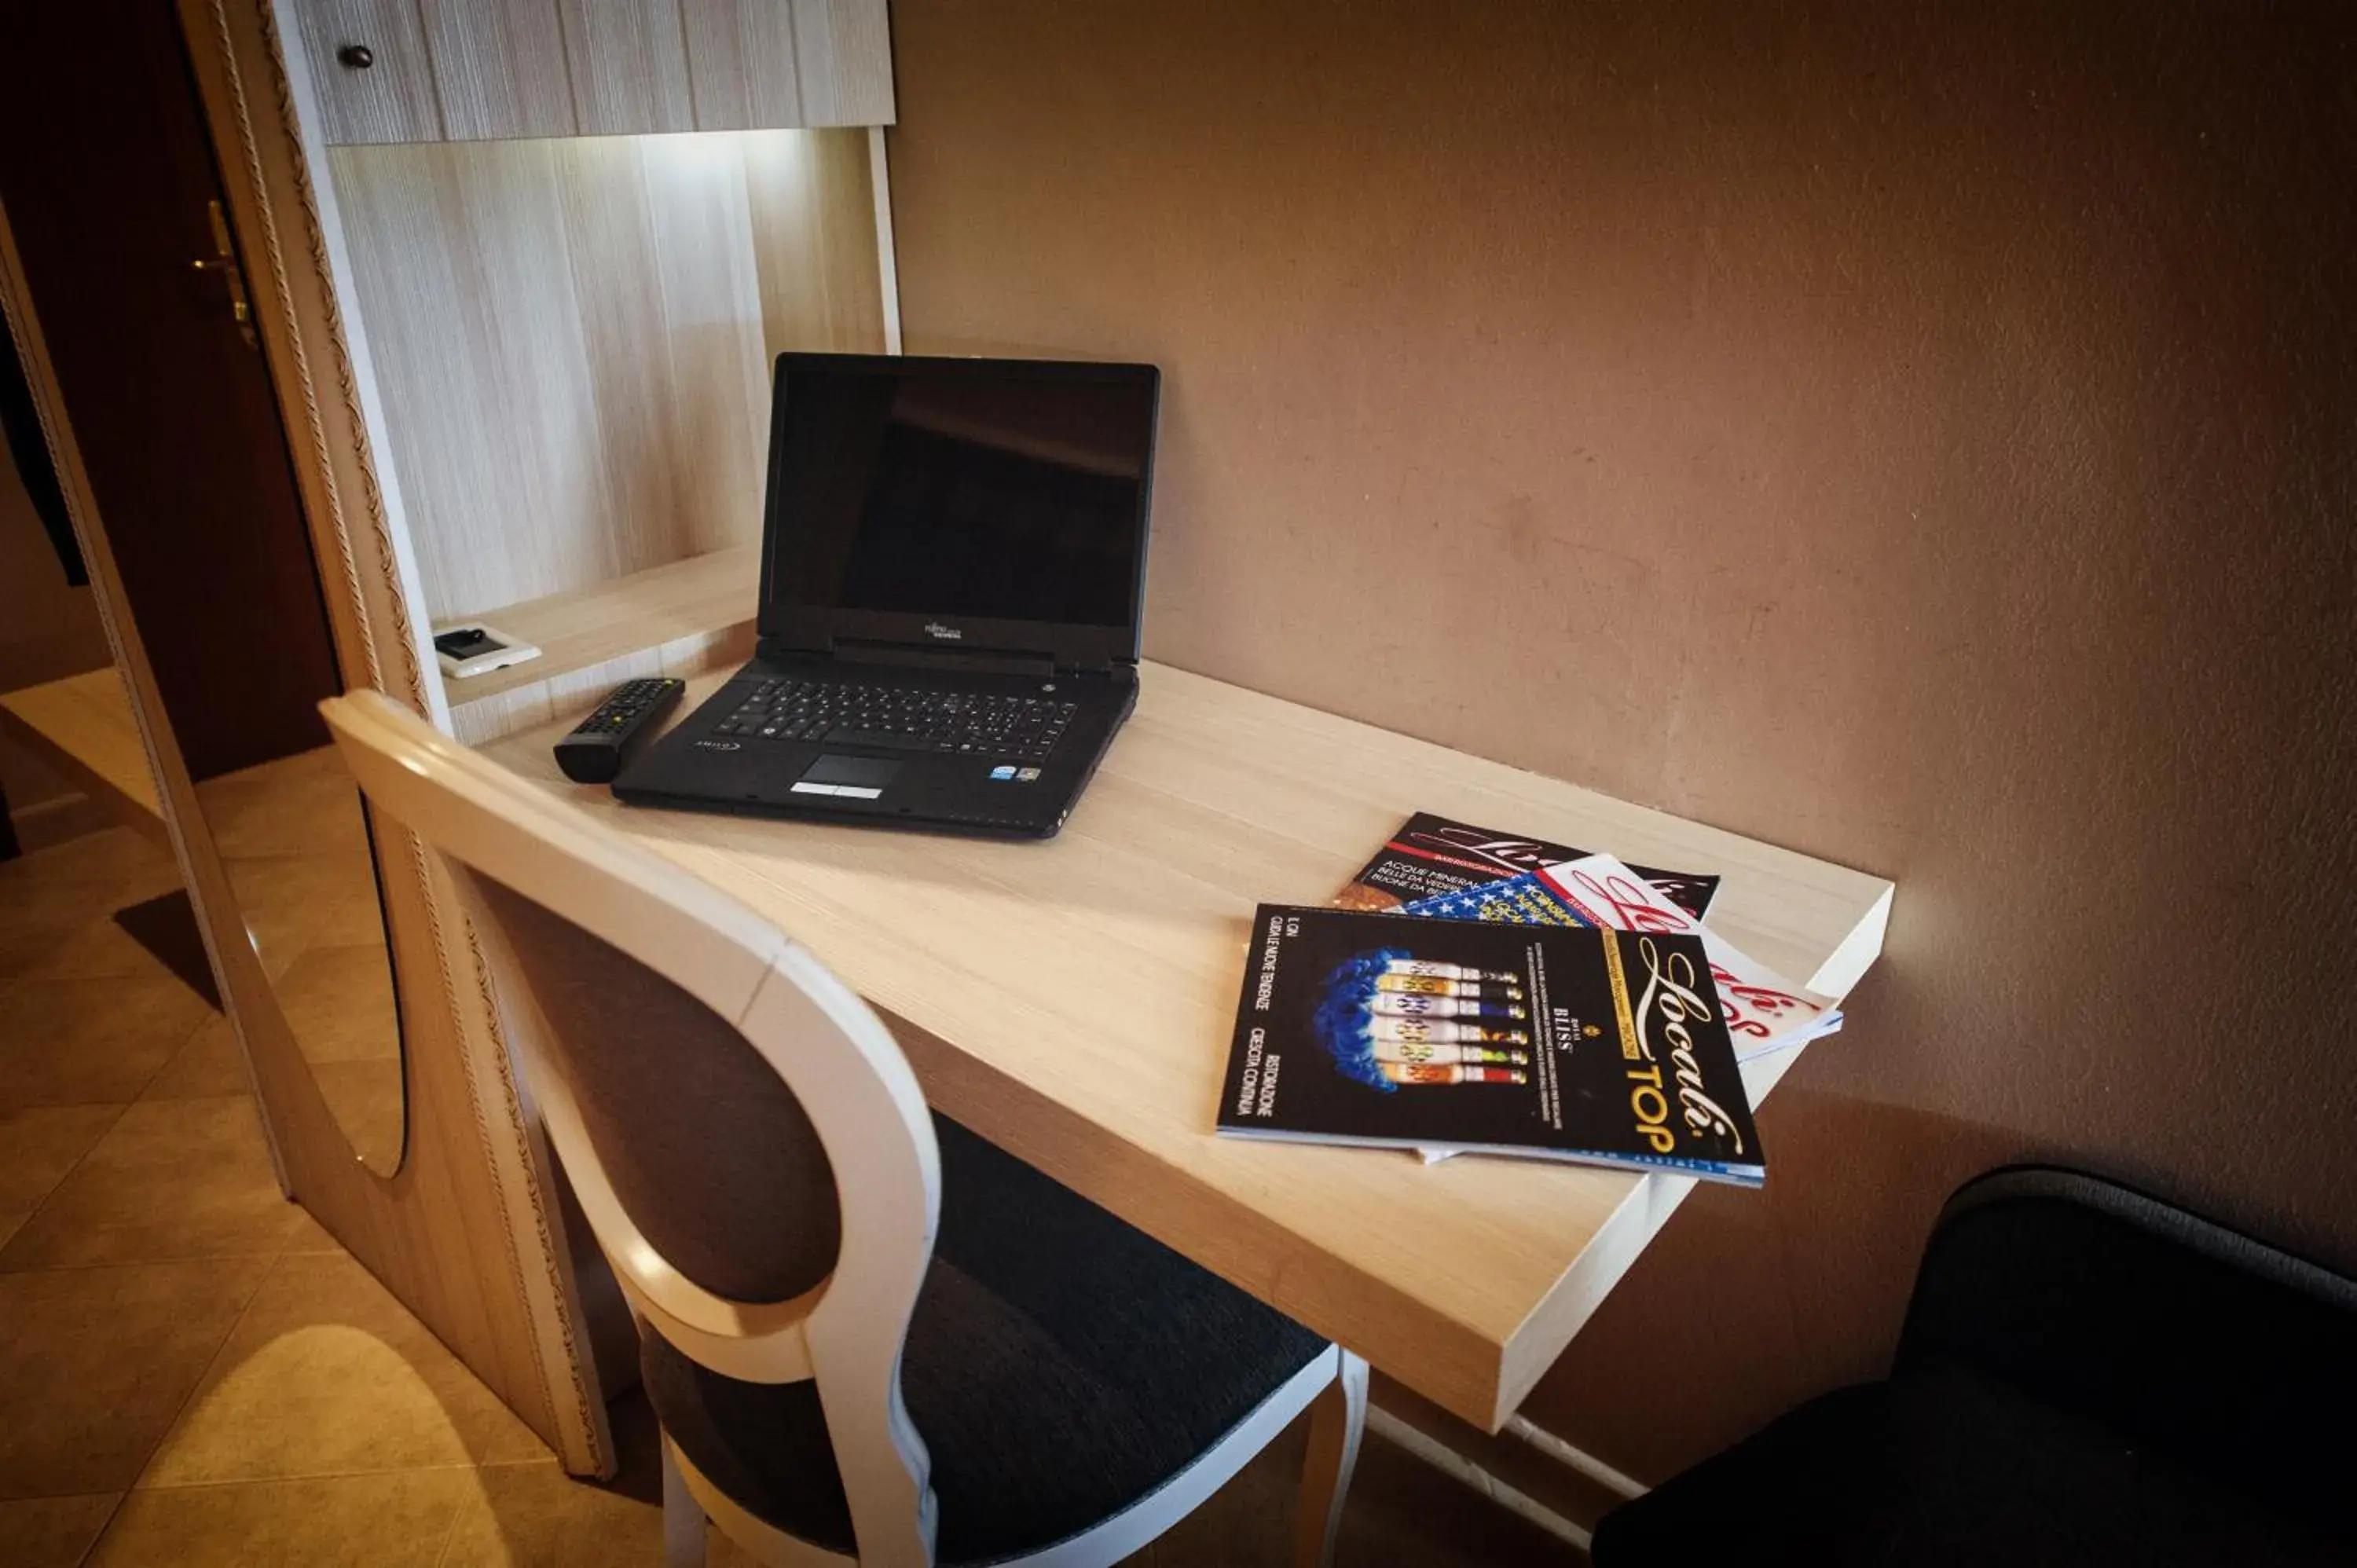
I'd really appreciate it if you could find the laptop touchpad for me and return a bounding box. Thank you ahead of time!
[792,754,900,800]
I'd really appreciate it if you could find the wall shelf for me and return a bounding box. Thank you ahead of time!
[440,543,759,745]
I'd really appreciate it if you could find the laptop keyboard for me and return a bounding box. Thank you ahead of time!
[712,677,1079,763]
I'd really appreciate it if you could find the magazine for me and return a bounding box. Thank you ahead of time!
[1333,811,1720,919]
[1439,852,1845,1061]
[1216,905,1765,1186]
[1397,868,1592,926]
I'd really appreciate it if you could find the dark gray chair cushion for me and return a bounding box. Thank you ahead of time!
[1589,1361,2350,1567]
[1593,1167,2357,1566]
[644,1114,1329,1565]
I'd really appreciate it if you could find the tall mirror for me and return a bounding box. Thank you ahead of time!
[195,752,406,1174]
[0,0,409,1174]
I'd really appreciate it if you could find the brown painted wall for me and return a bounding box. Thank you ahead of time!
[884,0,2357,1481]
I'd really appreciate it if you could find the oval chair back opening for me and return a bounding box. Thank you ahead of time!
[472,876,842,1303]
[319,689,941,1566]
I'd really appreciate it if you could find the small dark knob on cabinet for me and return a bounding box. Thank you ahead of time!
[335,43,375,70]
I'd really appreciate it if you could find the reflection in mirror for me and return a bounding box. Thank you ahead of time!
[0,0,411,1180]
[192,746,405,1175]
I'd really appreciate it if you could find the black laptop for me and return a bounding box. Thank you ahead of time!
[613,352,1160,839]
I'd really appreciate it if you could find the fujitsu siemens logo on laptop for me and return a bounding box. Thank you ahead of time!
[923,622,964,640]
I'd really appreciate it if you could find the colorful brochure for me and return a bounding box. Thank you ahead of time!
[1489,853,1842,1060]
[1216,906,1765,1186]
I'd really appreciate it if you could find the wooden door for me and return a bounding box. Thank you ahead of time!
[0,0,340,781]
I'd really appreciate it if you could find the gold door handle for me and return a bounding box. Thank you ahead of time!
[191,199,258,348]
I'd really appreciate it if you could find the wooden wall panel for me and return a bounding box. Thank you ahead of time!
[558,0,695,135]
[418,0,577,140]
[680,0,804,130]
[328,140,616,617]
[288,0,895,144]
[291,0,442,144]
[545,137,699,577]
[790,0,896,125]
[327,128,886,621]
[743,125,888,354]
[632,137,774,559]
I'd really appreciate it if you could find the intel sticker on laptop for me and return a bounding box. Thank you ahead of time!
[989,765,1045,783]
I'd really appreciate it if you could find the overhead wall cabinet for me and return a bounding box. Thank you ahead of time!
[293,0,894,144]
[283,0,901,749]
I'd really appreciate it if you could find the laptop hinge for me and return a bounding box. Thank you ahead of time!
[830,637,1058,678]
[757,637,1130,680]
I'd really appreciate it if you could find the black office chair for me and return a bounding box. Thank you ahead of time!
[1592,1166,2357,1566]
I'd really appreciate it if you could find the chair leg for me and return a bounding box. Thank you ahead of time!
[1293,1350,1369,1568]
[662,1435,708,1568]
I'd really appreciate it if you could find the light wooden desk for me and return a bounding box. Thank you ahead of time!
[481,663,1893,1433]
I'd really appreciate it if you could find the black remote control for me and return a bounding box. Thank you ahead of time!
[554,678,684,785]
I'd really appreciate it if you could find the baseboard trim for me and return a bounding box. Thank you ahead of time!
[1366,1375,1650,1551]
[1503,1414,1648,1502]
[8,787,116,853]
[1369,1406,1592,1552]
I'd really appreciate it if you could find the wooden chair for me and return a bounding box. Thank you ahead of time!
[321,691,1368,1568]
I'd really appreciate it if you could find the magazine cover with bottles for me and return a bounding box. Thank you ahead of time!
[1216,903,1765,1185]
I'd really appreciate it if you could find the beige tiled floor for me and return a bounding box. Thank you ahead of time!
[0,824,1581,1566]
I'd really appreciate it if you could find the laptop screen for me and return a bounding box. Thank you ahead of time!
[760,355,1159,652]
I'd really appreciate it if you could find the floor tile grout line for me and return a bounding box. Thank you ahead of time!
[0,986,214,1123]
[123,1458,495,1493]
[69,1489,131,1568]
[117,1247,295,1502]
[112,1245,562,1501]
[123,1003,231,1107]
[463,1456,575,1472]
[0,1247,299,1278]
[428,1471,473,1568]
[0,1101,132,1266]
[2,1075,313,1277]
[0,1094,145,1110]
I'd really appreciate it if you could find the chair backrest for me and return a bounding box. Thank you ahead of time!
[320,690,941,1566]
[1898,1165,2357,1546]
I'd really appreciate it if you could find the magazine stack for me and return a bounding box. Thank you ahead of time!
[1217,814,1848,1187]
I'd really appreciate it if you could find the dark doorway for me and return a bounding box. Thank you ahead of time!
[0,2,340,780]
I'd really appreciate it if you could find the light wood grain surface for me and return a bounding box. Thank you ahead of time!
[559,0,697,134]
[287,0,896,145]
[0,669,170,848]
[441,543,761,743]
[481,661,1894,1431]
[291,0,444,145]
[417,0,577,140]
[789,0,896,126]
[326,130,886,626]
[679,0,804,129]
